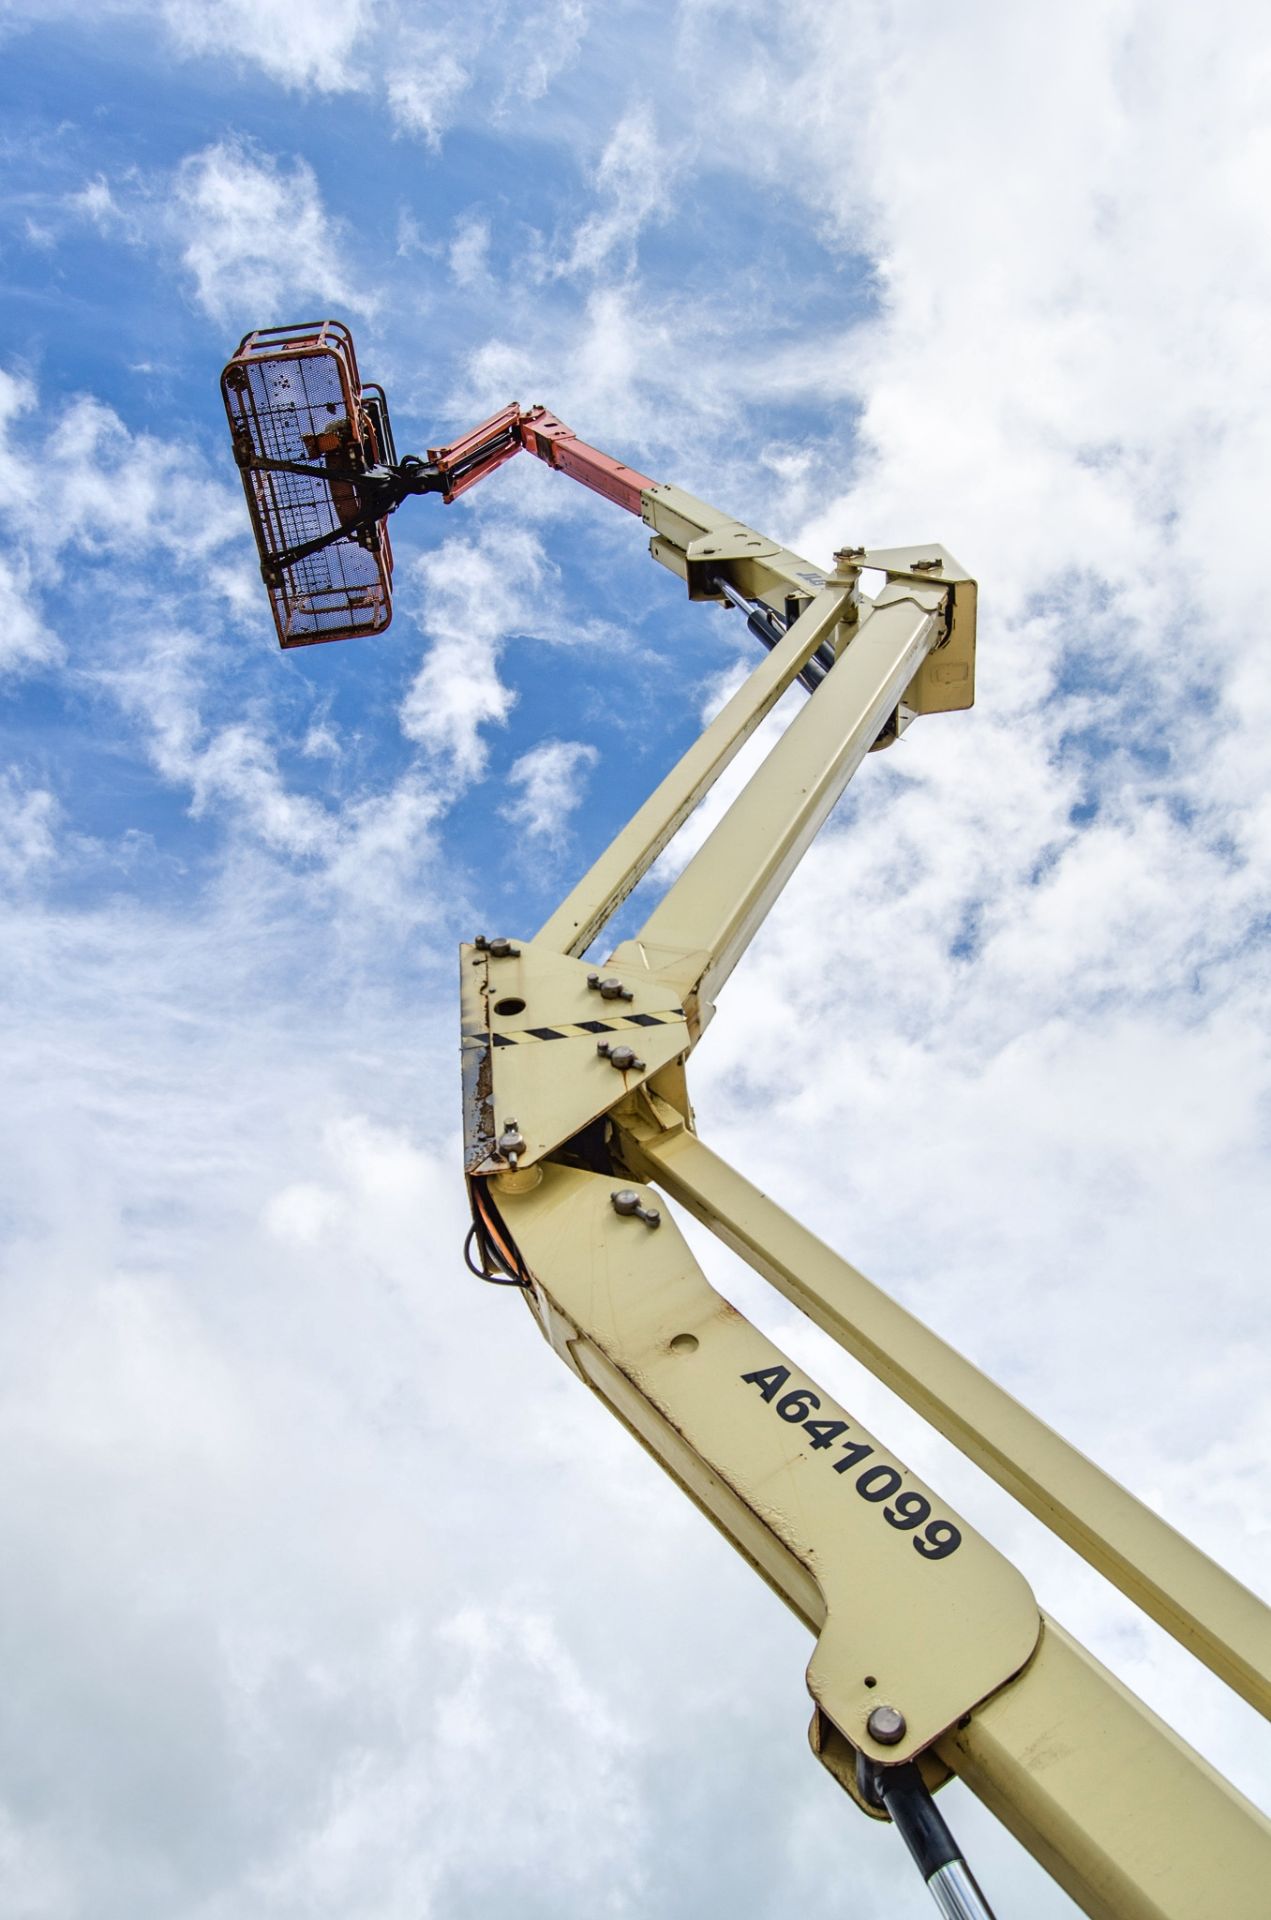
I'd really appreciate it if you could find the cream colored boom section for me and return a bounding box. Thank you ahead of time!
[936,1617,1271,1920]
[536,586,854,958]
[499,1158,1271,1920]
[620,1118,1271,1719]
[608,583,941,1015]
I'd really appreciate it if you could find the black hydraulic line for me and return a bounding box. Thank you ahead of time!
[877,1766,961,1880]
[711,576,837,692]
[463,1221,526,1287]
[468,1185,534,1290]
[861,1762,998,1920]
[445,425,519,480]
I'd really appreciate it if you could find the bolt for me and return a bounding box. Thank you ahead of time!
[910,556,944,572]
[586,971,634,1002]
[497,1118,527,1169]
[866,1704,906,1746]
[834,545,866,564]
[611,1189,661,1228]
[597,1041,645,1072]
[475,935,522,959]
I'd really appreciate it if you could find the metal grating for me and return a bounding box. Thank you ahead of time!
[221,321,394,648]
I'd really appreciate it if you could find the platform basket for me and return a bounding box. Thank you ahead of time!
[221,321,394,648]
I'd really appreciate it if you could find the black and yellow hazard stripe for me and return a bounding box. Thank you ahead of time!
[489,1009,685,1048]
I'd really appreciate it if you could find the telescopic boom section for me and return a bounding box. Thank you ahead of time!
[516,405,655,515]
[430,400,655,514]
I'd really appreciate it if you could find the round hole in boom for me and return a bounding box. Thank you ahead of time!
[493,997,526,1016]
[669,1333,699,1355]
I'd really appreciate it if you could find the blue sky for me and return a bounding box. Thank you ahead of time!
[2,6,1269,1918]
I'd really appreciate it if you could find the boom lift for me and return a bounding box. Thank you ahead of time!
[222,322,1271,1919]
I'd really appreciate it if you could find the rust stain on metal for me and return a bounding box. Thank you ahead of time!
[460,945,496,1173]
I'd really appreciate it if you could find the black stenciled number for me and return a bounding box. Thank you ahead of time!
[776,1388,820,1422]
[915,1520,962,1560]
[740,1365,962,1560]
[884,1491,931,1531]
[856,1464,903,1502]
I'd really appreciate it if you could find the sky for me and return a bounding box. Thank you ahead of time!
[1,3,1269,1916]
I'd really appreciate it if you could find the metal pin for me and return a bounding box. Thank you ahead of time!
[867,1704,907,1746]
[475,935,522,958]
[497,1117,527,1169]
[611,1189,661,1228]
[586,971,634,1002]
[597,1041,645,1072]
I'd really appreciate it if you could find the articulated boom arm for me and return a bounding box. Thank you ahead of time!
[221,321,1271,1920]
[460,533,1270,1918]
[456,499,1270,1918]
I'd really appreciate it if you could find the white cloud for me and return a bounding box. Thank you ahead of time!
[396,520,629,798]
[399,525,552,779]
[53,398,240,564]
[5,0,605,155]
[0,365,241,590]
[187,717,333,855]
[0,552,60,672]
[502,0,591,106]
[99,624,451,918]
[560,103,674,278]
[247,1601,648,1917]
[66,173,131,234]
[321,772,447,913]
[385,31,471,148]
[0,769,60,883]
[10,0,598,152]
[0,368,246,690]
[448,213,490,289]
[59,138,375,327]
[0,982,867,1916]
[173,139,371,325]
[501,737,599,841]
[265,1179,344,1245]
[0,366,37,465]
[160,0,372,92]
[301,720,340,760]
[0,373,451,931]
[0,1802,72,1918]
